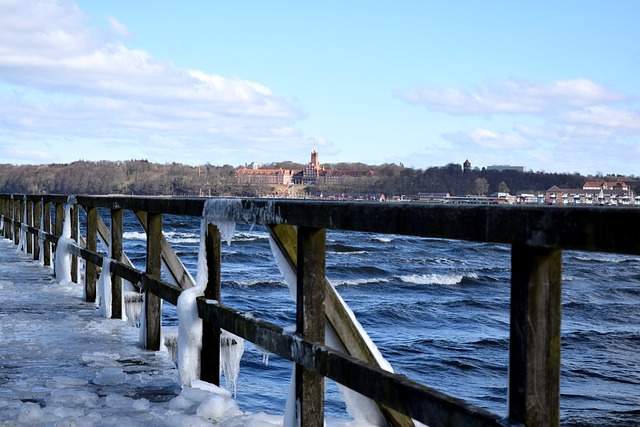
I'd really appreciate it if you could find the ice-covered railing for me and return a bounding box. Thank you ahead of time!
[3,194,639,427]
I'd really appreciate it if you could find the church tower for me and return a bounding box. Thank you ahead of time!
[463,159,471,173]
[310,150,320,171]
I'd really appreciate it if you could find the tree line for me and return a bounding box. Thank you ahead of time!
[0,159,636,198]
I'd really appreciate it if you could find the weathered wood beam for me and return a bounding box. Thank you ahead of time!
[71,204,79,283]
[267,224,413,427]
[197,300,505,427]
[296,226,326,426]
[145,212,163,350]
[509,244,562,426]
[85,206,98,303]
[110,208,123,319]
[201,223,221,385]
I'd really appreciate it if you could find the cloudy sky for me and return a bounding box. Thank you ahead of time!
[1,0,639,175]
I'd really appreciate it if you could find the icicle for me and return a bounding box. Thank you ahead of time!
[124,291,143,327]
[220,331,245,398]
[96,258,112,318]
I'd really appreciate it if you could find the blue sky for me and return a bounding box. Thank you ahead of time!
[1,1,639,175]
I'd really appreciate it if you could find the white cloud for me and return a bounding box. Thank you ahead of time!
[562,106,640,132]
[445,128,533,149]
[396,78,627,115]
[0,0,308,165]
[107,16,132,39]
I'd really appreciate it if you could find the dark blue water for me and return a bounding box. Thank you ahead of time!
[110,210,640,425]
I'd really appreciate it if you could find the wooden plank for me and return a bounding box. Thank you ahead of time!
[509,244,562,427]
[145,212,163,350]
[201,224,221,385]
[85,206,98,303]
[135,211,194,289]
[267,224,413,427]
[110,208,123,319]
[296,226,326,426]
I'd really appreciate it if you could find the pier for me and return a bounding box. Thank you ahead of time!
[1,193,640,426]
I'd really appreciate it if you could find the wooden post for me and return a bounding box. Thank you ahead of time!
[296,226,326,427]
[43,201,51,266]
[145,212,162,350]
[26,200,33,254]
[33,200,41,261]
[201,223,222,384]
[14,198,21,246]
[110,208,123,319]
[54,202,64,237]
[71,205,79,283]
[509,244,562,427]
[85,206,98,302]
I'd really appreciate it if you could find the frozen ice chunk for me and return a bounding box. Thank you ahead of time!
[94,367,128,386]
[196,393,241,419]
[105,393,135,409]
[49,389,99,408]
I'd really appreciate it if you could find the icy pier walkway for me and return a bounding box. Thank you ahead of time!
[0,239,254,426]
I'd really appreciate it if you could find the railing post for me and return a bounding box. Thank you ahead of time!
[33,200,41,261]
[201,223,222,385]
[296,226,326,427]
[85,206,98,302]
[71,204,79,283]
[14,197,21,246]
[43,201,51,267]
[110,207,123,319]
[53,202,64,275]
[26,199,33,254]
[509,244,562,427]
[145,211,162,350]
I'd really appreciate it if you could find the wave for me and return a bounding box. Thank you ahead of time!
[331,277,391,287]
[123,231,146,241]
[397,272,479,285]
[328,250,369,256]
[371,236,393,243]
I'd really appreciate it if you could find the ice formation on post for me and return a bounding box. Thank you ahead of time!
[17,196,27,253]
[96,257,113,319]
[54,196,77,284]
[177,199,249,389]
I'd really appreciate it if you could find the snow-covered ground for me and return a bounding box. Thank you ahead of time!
[0,237,374,426]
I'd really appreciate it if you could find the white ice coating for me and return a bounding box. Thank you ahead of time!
[269,233,391,425]
[177,200,248,393]
[95,257,112,319]
[54,196,79,284]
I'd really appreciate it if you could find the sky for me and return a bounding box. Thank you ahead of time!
[1,0,639,175]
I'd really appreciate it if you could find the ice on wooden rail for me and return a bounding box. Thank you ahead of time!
[202,198,285,242]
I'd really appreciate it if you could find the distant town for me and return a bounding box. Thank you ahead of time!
[236,149,639,206]
[0,151,638,205]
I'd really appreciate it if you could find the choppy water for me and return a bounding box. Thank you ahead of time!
[112,210,640,425]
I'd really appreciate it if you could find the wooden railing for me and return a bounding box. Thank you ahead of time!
[2,193,640,427]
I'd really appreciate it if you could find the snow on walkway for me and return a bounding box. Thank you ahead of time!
[0,239,280,426]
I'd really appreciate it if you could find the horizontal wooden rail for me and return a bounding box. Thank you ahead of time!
[196,298,512,427]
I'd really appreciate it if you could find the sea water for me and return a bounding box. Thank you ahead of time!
[105,210,640,426]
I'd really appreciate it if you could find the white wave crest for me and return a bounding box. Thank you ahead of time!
[331,277,390,287]
[398,273,478,285]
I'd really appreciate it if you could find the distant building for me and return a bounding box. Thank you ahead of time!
[463,159,471,173]
[236,149,375,188]
[545,181,634,205]
[486,165,524,172]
